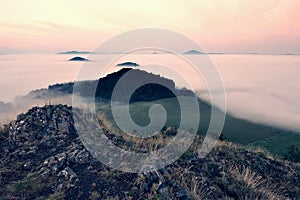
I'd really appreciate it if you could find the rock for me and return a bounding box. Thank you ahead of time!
[55,153,67,169]
[25,148,37,156]
[75,150,90,164]
[58,167,77,182]
[46,156,56,168]
[67,149,79,163]
[157,182,170,199]
[23,160,33,170]
[165,127,177,136]
[35,131,43,140]
[56,183,64,191]
[40,168,51,177]
[17,113,25,121]
[141,182,150,192]
[172,186,193,200]
[51,164,60,173]
[7,105,75,151]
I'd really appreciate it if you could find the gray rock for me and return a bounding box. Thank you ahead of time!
[35,131,43,140]
[51,165,60,173]
[23,160,33,170]
[56,183,63,191]
[58,167,77,182]
[25,149,37,156]
[157,182,170,199]
[46,156,56,168]
[55,153,67,169]
[40,168,51,177]
[141,182,150,192]
[75,150,90,164]
[173,187,193,200]
[67,149,79,163]
[17,113,25,121]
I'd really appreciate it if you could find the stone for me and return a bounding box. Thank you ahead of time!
[40,168,51,177]
[47,156,57,168]
[58,167,77,182]
[55,153,67,169]
[75,150,90,164]
[17,113,25,121]
[141,182,150,192]
[157,183,170,199]
[25,149,37,156]
[35,132,43,140]
[23,160,33,170]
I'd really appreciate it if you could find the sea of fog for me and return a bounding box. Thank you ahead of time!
[0,53,299,132]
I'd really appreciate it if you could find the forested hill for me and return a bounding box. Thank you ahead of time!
[48,68,194,103]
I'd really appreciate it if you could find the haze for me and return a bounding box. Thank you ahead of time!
[0,0,300,54]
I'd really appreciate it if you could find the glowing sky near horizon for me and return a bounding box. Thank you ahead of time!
[0,0,300,53]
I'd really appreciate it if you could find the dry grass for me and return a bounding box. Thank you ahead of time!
[229,166,263,189]
[97,112,173,153]
[212,139,281,162]
[179,173,208,199]
[4,173,50,199]
[245,146,277,160]
[228,165,284,200]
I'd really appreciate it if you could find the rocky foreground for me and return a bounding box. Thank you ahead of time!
[0,105,299,199]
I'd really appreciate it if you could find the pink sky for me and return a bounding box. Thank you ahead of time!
[0,0,300,54]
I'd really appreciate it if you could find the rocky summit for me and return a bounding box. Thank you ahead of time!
[0,105,299,199]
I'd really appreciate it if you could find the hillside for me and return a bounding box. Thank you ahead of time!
[0,105,299,199]
[5,68,299,156]
[47,68,286,146]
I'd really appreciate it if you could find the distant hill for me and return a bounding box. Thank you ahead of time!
[59,50,91,54]
[183,50,202,54]
[58,51,123,54]
[116,61,139,67]
[68,56,89,61]
[50,68,192,103]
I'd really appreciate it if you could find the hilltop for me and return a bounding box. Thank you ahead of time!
[48,68,193,103]
[68,56,89,61]
[183,50,202,54]
[0,105,299,199]
[116,61,139,67]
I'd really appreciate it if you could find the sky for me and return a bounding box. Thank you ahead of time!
[0,0,300,54]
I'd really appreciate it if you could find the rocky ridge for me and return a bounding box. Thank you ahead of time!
[0,105,299,199]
